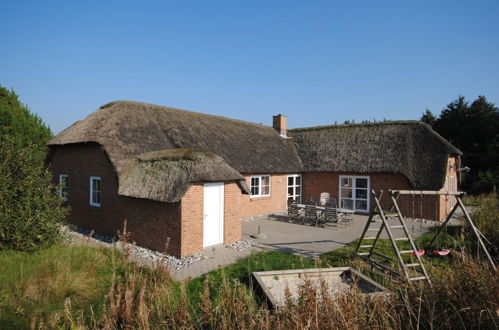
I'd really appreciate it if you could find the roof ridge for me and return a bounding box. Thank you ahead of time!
[289,120,422,132]
[98,100,274,131]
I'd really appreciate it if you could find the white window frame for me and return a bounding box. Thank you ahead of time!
[59,174,68,201]
[250,175,271,198]
[89,176,102,207]
[338,175,370,212]
[287,174,302,203]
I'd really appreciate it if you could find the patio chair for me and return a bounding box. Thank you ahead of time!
[341,211,353,226]
[323,204,345,229]
[311,196,320,206]
[304,201,319,226]
[287,200,300,222]
[325,197,337,208]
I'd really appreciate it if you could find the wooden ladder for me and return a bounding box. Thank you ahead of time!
[355,190,431,283]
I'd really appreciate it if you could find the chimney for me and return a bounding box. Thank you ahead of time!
[273,114,287,137]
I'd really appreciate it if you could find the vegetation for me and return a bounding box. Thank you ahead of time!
[421,95,499,194]
[0,245,129,329]
[1,195,497,329]
[0,86,67,250]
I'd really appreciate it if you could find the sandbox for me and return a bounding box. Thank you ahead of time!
[253,267,390,307]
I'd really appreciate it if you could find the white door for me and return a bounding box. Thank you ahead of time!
[203,183,224,248]
[339,176,370,212]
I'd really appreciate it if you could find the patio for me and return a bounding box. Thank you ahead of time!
[243,213,435,258]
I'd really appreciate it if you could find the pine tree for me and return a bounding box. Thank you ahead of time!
[430,95,499,193]
[420,109,436,127]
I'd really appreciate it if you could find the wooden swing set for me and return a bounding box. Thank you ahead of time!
[355,189,496,284]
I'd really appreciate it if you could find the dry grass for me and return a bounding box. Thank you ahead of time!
[1,198,497,329]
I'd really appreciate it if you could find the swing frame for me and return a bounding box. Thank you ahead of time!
[388,189,496,271]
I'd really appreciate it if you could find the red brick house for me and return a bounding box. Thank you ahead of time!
[48,101,462,256]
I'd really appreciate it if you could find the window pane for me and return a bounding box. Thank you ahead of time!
[96,191,101,204]
[251,186,259,195]
[356,178,368,188]
[262,186,270,195]
[341,199,353,210]
[251,177,259,188]
[341,178,351,187]
[355,189,367,199]
[288,187,293,196]
[261,176,270,186]
[296,176,301,185]
[340,188,352,198]
[288,176,293,185]
[355,200,367,211]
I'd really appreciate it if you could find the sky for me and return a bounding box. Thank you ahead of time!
[1,1,498,134]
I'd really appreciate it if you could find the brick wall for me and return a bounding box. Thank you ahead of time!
[302,172,444,221]
[49,143,244,257]
[49,143,183,255]
[438,156,459,219]
[180,184,204,256]
[180,182,242,256]
[240,174,290,217]
[224,182,242,243]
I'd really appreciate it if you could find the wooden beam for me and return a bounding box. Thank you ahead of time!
[388,190,465,196]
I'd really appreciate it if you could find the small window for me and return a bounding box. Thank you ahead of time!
[89,176,101,207]
[59,174,68,201]
[250,175,271,198]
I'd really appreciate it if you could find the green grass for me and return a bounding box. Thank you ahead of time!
[0,244,128,329]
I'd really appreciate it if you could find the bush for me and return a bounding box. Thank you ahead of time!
[0,86,67,250]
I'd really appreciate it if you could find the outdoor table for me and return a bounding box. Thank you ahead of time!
[296,204,355,214]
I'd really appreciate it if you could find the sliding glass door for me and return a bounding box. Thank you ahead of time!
[339,176,370,212]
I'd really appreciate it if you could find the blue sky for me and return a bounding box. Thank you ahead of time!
[1,1,498,133]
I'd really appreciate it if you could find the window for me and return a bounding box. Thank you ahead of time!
[250,175,270,198]
[287,174,302,203]
[339,176,370,212]
[59,174,68,201]
[89,176,101,207]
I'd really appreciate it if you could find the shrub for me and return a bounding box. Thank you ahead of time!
[0,86,67,251]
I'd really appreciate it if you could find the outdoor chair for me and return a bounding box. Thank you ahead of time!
[287,200,300,222]
[304,201,319,226]
[341,211,353,226]
[323,204,344,229]
[325,198,337,208]
[311,196,320,205]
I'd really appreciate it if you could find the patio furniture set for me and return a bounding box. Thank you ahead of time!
[287,196,354,228]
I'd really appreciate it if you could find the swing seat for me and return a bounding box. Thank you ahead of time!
[410,249,425,256]
[432,249,450,256]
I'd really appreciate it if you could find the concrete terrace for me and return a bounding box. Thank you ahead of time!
[170,214,437,280]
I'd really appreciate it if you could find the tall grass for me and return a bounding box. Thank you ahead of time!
[0,245,128,328]
[1,196,497,329]
[464,193,498,258]
[89,252,497,329]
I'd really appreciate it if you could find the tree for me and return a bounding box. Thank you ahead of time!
[420,109,436,127]
[427,95,499,193]
[0,86,67,251]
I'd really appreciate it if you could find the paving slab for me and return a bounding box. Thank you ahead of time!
[243,214,436,258]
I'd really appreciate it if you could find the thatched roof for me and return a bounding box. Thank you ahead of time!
[118,149,249,203]
[48,101,302,202]
[289,121,462,190]
[49,101,303,174]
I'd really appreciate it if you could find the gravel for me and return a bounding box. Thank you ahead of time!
[62,226,256,270]
[225,239,257,251]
